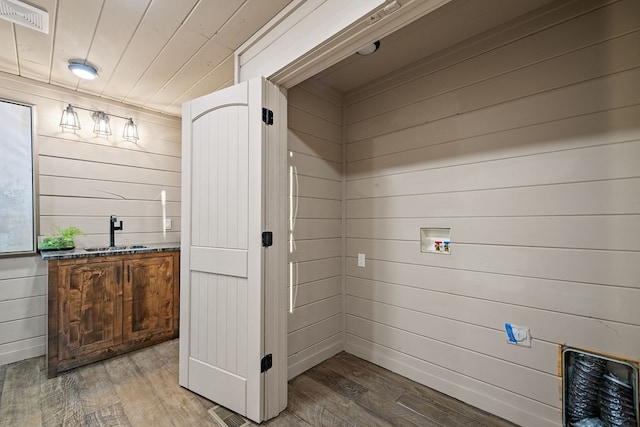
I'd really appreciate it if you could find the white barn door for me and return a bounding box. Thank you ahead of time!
[180,78,287,422]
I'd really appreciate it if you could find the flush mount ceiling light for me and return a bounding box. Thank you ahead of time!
[59,104,140,142]
[68,60,98,80]
[356,40,380,56]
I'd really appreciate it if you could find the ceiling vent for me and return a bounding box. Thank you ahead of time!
[0,0,48,34]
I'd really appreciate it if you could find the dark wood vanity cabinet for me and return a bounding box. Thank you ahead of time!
[123,255,176,342]
[47,251,179,377]
[56,259,123,362]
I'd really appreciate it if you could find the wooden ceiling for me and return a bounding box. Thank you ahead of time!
[0,0,556,117]
[314,0,556,95]
[0,0,293,116]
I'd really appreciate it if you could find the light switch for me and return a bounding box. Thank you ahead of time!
[357,253,365,267]
[164,218,172,230]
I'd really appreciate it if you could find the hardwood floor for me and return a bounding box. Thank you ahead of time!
[0,340,516,426]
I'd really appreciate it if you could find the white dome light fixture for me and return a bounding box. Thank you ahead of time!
[356,41,380,56]
[68,60,99,80]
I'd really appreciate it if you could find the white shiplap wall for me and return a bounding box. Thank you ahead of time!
[287,80,344,379]
[344,0,640,426]
[0,73,181,366]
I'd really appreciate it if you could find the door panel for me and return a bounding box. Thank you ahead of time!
[58,260,122,359]
[123,255,174,342]
[190,103,248,250]
[181,78,286,422]
[190,246,247,277]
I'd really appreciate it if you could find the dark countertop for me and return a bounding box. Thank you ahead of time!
[40,242,181,261]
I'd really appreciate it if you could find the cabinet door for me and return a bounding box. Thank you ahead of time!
[123,255,174,342]
[58,260,122,359]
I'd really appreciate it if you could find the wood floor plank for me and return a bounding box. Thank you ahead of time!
[103,354,174,427]
[291,373,393,427]
[333,352,517,427]
[0,340,518,427]
[151,339,217,412]
[317,357,434,426]
[130,344,213,426]
[320,354,406,401]
[0,357,43,427]
[152,338,180,375]
[287,380,355,427]
[306,362,369,400]
[0,364,5,402]
[83,402,131,427]
[396,391,475,426]
[263,409,313,426]
[40,370,84,427]
[75,362,121,416]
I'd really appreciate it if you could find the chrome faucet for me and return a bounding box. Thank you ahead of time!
[110,215,123,247]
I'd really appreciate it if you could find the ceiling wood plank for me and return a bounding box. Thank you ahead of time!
[145,41,232,112]
[13,0,56,83]
[127,0,272,108]
[168,55,235,115]
[215,0,293,50]
[2,0,554,115]
[99,0,199,102]
[78,0,152,95]
[49,0,101,90]
[183,0,244,39]
[123,26,208,106]
[0,21,18,75]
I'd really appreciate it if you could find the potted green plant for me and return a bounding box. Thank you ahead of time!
[38,226,84,251]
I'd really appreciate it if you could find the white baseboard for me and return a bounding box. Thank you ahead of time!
[0,336,45,366]
[287,339,343,380]
[345,337,561,427]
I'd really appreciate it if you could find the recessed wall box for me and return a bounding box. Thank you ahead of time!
[562,347,638,427]
[420,228,451,254]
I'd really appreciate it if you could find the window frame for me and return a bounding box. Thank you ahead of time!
[0,98,38,257]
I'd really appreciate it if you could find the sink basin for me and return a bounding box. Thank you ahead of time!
[84,245,147,252]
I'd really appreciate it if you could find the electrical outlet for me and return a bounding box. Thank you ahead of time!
[357,253,365,267]
[505,323,531,347]
[164,218,172,230]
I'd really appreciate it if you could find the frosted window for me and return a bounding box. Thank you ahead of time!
[0,100,35,256]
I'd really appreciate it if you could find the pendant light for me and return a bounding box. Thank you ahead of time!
[59,104,140,142]
[123,118,139,142]
[59,104,80,130]
[91,111,112,136]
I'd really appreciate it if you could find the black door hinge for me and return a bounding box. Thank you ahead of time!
[262,108,273,125]
[262,231,273,247]
[261,354,273,373]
